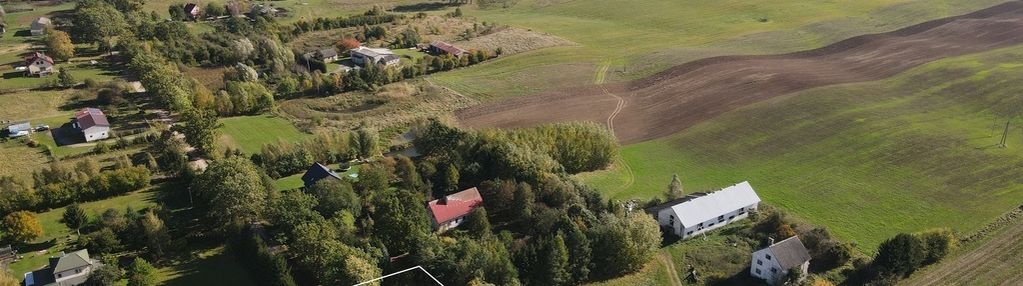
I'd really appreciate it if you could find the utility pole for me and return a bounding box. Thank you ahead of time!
[999,119,1010,148]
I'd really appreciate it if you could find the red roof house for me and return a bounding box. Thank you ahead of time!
[427,41,467,57]
[73,108,111,142]
[427,187,483,233]
[24,52,55,76]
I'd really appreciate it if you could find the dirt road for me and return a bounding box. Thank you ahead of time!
[456,1,1023,144]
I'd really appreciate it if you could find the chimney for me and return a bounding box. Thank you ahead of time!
[767,237,775,246]
[438,195,448,205]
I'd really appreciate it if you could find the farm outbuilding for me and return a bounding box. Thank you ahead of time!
[652,181,761,239]
[30,17,51,36]
[427,41,467,57]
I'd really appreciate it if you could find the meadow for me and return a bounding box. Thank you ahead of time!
[431,0,1009,99]
[579,45,1023,252]
[218,115,311,154]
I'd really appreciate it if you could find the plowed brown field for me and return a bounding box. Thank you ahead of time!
[456,1,1023,144]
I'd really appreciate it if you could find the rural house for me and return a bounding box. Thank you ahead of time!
[350,46,401,67]
[25,52,55,77]
[30,17,51,36]
[23,249,101,286]
[652,181,761,239]
[306,48,339,62]
[427,41,467,57]
[301,162,341,188]
[750,236,811,285]
[183,3,201,19]
[73,108,110,142]
[427,187,484,233]
[6,122,31,138]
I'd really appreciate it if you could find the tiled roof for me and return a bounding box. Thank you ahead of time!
[428,187,483,224]
[75,108,110,130]
[25,52,54,65]
[430,41,466,56]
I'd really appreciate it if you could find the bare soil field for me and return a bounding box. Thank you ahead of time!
[456,1,1023,144]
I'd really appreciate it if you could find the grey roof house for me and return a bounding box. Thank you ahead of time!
[24,249,100,286]
[31,17,51,36]
[750,236,811,285]
[301,163,341,188]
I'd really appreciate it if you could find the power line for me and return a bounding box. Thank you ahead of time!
[352,265,444,286]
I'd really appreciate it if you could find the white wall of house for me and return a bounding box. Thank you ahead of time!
[83,126,110,142]
[435,216,465,233]
[28,61,54,76]
[658,204,757,239]
[750,247,808,285]
[54,265,92,286]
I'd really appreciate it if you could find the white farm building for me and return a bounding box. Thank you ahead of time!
[652,181,761,239]
[751,236,811,285]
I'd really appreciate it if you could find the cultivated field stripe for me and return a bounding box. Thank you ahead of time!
[456,1,1023,144]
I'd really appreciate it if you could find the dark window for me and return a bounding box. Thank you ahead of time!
[755,268,761,274]
[771,267,778,273]
[686,231,693,235]
[708,223,715,227]
[729,215,735,220]
[669,215,675,226]
[766,254,772,260]
[757,259,763,265]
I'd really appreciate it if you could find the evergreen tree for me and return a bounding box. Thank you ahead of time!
[62,204,88,235]
[462,207,491,238]
[874,233,925,277]
[126,257,156,286]
[665,174,683,200]
[58,67,76,87]
[537,233,570,285]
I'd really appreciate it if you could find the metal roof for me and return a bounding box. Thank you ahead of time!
[669,181,761,227]
[75,108,110,130]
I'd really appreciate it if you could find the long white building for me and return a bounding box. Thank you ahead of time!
[654,181,761,239]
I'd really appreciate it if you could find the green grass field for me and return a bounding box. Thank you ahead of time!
[218,115,310,154]
[579,45,1023,252]
[431,0,1008,99]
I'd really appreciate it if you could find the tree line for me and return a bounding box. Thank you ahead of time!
[0,160,151,217]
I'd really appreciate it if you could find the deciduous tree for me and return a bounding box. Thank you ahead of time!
[46,30,75,61]
[190,157,272,230]
[126,257,156,286]
[874,233,924,277]
[2,211,43,243]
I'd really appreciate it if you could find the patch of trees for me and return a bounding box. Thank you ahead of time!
[413,120,616,188]
[75,207,178,262]
[227,226,298,286]
[250,128,377,179]
[0,161,150,217]
[290,11,402,36]
[853,229,956,284]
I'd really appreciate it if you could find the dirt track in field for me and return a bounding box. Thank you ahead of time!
[455,1,1023,144]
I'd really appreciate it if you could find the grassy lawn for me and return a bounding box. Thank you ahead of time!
[0,89,74,122]
[154,245,256,286]
[431,0,1008,99]
[0,139,50,179]
[218,115,310,154]
[5,188,159,276]
[579,45,1023,252]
